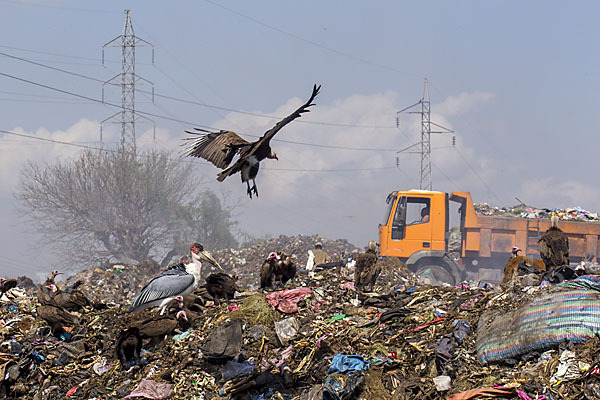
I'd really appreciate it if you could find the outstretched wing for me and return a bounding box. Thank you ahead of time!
[254,84,321,148]
[184,128,250,169]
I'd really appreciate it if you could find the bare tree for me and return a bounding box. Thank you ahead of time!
[16,149,238,268]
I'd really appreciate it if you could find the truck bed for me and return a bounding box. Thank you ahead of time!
[465,215,600,260]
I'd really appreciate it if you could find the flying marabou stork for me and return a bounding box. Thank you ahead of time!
[129,243,220,314]
[184,84,321,198]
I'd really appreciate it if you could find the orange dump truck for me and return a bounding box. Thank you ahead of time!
[379,190,600,285]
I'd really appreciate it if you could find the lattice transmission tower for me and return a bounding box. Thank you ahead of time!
[101,9,154,154]
[396,79,454,191]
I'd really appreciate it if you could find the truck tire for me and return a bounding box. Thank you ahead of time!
[413,259,461,286]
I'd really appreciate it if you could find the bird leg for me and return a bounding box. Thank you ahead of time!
[246,181,253,198]
[250,179,259,197]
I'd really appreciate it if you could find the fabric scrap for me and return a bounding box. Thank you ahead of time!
[327,354,369,375]
[446,386,515,400]
[266,287,312,313]
[124,379,173,399]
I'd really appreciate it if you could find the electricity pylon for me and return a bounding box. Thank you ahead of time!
[396,79,454,190]
[101,9,154,154]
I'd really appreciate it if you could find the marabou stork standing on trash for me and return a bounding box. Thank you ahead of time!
[129,243,221,314]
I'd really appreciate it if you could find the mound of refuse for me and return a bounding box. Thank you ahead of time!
[475,202,600,221]
[2,235,600,399]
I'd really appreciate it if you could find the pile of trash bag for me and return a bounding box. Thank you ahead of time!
[475,203,600,221]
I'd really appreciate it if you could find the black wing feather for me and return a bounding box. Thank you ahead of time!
[255,84,321,148]
[184,129,250,169]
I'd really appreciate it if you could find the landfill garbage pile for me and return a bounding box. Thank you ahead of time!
[475,203,600,221]
[204,235,360,290]
[4,240,600,399]
[55,259,162,306]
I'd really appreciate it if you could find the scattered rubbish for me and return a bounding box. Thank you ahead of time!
[327,354,369,374]
[222,360,256,382]
[0,233,598,399]
[433,375,451,391]
[274,317,299,345]
[124,379,173,399]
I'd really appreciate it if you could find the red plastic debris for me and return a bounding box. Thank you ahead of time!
[411,316,445,333]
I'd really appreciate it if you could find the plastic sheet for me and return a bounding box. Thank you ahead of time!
[327,354,369,375]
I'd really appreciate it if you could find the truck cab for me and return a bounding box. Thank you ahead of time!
[379,190,470,285]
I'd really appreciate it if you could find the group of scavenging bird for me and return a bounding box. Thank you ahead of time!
[31,239,383,369]
[30,215,570,369]
[30,220,571,370]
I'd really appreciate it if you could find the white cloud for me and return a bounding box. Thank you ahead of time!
[518,178,600,210]
[204,89,505,245]
[0,89,520,254]
[436,91,496,116]
[0,119,110,192]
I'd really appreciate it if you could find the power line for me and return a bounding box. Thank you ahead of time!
[431,162,461,188]
[204,0,420,78]
[0,98,95,104]
[0,70,404,152]
[0,44,101,62]
[1,50,397,130]
[0,128,401,174]
[0,44,150,67]
[0,51,104,82]
[454,146,504,205]
[0,0,119,14]
[150,89,397,129]
[265,166,396,172]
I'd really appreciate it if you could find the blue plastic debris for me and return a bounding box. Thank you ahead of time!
[323,373,364,400]
[173,330,192,342]
[327,354,369,375]
[222,360,255,382]
[452,319,471,345]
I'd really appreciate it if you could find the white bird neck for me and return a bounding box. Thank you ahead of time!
[187,255,203,286]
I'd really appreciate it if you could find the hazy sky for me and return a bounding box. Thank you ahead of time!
[1,1,599,279]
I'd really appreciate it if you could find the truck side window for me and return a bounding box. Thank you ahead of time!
[391,197,406,240]
[406,198,431,225]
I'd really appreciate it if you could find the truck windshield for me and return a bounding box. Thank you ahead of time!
[382,194,396,225]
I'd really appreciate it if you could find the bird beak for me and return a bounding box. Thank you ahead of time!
[201,250,224,272]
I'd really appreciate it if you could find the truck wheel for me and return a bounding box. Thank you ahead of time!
[413,261,460,286]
